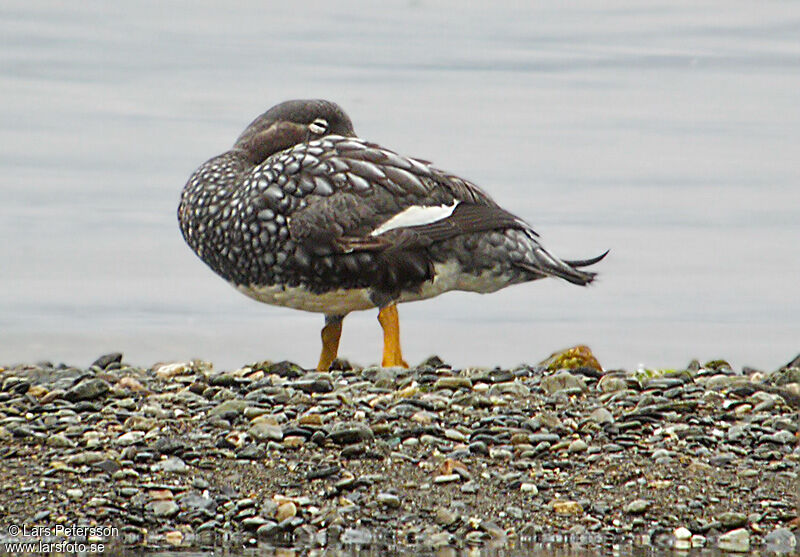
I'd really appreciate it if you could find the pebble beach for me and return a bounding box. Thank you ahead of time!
[0,347,797,555]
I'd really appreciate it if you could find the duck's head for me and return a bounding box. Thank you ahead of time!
[233,99,356,164]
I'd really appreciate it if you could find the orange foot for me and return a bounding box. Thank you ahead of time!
[378,303,409,368]
[317,316,343,371]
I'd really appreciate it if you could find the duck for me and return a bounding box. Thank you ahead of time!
[178,99,606,370]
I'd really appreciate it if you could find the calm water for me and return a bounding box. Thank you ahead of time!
[2,1,799,373]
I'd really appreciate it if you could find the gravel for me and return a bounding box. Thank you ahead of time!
[0,349,797,554]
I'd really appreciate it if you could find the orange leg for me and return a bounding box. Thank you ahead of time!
[378,303,409,368]
[317,315,343,371]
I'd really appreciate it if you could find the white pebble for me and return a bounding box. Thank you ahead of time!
[520,483,538,495]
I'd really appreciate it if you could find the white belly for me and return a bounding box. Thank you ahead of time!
[236,261,511,314]
[236,283,374,314]
[401,261,510,304]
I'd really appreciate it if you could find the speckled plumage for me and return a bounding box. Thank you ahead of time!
[178,99,606,368]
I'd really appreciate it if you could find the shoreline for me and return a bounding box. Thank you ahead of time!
[1,349,798,554]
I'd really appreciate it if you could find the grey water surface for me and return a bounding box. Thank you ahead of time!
[2,0,799,372]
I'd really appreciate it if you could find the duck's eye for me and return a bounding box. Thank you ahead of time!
[308,118,329,135]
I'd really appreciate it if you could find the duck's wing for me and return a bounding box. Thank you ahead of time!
[283,136,527,252]
[270,136,603,291]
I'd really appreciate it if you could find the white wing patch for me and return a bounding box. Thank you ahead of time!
[370,201,460,237]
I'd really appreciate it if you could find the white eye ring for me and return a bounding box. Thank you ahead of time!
[308,118,329,135]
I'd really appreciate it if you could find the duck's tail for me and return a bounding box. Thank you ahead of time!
[517,248,609,286]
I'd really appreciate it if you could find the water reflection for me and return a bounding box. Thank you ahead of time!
[122,540,745,557]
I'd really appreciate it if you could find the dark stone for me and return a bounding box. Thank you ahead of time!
[91,353,123,370]
[717,511,747,529]
[73,401,101,413]
[766,366,800,387]
[469,441,489,455]
[472,368,515,384]
[403,399,435,411]
[471,434,500,446]
[189,381,207,395]
[256,521,282,540]
[276,516,303,531]
[236,444,264,460]
[93,459,121,474]
[340,444,366,459]
[290,379,333,393]
[9,425,36,438]
[645,377,688,390]
[267,361,305,378]
[65,378,110,402]
[307,465,340,480]
[210,373,237,387]
[133,451,156,462]
[709,453,736,467]
[529,433,560,444]
[2,377,30,394]
[235,507,257,520]
[329,358,355,371]
[389,403,419,418]
[396,425,442,440]
[283,427,314,439]
[329,425,374,445]
[780,353,800,370]
[334,477,356,492]
[196,519,220,533]
[310,430,327,445]
[152,437,188,455]
[571,366,604,379]
[419,355,448,368]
